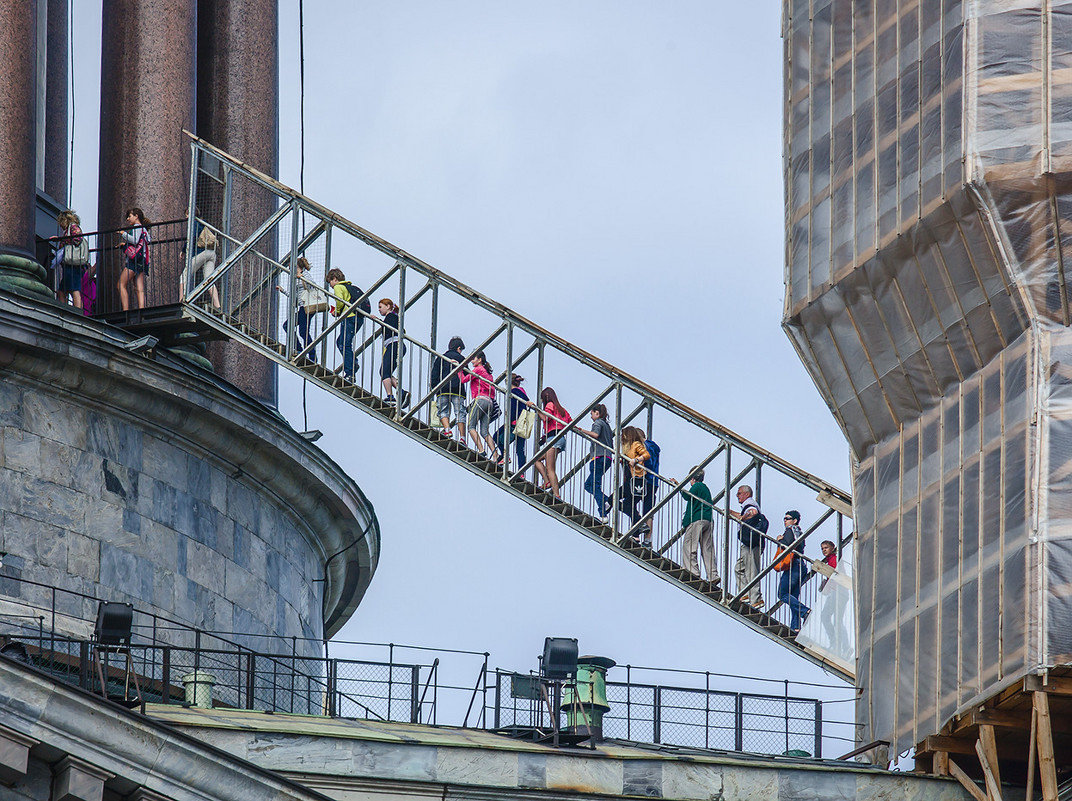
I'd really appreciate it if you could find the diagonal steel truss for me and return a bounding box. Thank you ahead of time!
[182,132,856,683]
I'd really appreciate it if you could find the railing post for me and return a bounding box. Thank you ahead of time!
[481,653,489,729]
[734,693,743,752]
[503,322,514,478]
[705,671,711,750]
[246,652,256,710]
[285,202,301,358]
[388,643,395,720]
[653,685,662,744]
[723,444,733,596]
[611,386,622,537]
[221,164,233,309]
[79,641,90,691]
[625,665,632,741]
[814,699,822,759]
[162,646,171,703]
[394,268,407,417]
[410,665,420,723]
[784,679,790,755]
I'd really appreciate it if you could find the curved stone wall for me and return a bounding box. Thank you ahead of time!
[0,291,379,658]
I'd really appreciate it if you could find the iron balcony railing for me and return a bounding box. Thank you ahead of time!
[0,573,853,755]
[37,218,190,315]
[489,668,824,758]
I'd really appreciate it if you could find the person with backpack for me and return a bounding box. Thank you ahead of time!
[433,336,469,440]
[775,510,809,634]
[327,268,367,381]
[729,484,766,609]
[118,207,151,310]
[616,426,653,546]
[51,209,87,310]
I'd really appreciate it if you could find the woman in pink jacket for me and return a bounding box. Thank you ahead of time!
[466,350,497,456]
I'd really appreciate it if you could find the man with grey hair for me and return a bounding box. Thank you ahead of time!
[729,484,766,608]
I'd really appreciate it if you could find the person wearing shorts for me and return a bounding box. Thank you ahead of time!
[534,387,571,498]
[466,350,496,456]
[433,335,468,439]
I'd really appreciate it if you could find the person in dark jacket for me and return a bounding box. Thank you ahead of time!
[777,510,810,634]
[492,373,530,468]
[433,336,468,439]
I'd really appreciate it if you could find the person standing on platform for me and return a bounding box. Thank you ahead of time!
[118,207,151,310]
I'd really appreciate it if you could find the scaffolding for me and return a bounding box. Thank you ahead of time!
[784,0,1072,786]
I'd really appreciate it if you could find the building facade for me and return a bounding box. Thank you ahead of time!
[783,0,1072,754]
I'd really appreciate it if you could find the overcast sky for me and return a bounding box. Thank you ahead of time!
[70,2,859,748]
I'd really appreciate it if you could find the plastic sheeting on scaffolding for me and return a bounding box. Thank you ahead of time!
[796,566,854,679]
[782,0,1072,755]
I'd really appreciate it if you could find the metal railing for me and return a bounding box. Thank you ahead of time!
[0,575,434,722]
[0,572,855,754]
[176,135,856,678]
[488,668,829,757]
[37,218,190,315]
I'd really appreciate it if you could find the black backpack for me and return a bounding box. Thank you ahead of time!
[341,281,371,315]
[738,510,769,549]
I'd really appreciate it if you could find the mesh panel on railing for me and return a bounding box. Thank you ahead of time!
[740,694,818,757]
[334,659,419,722]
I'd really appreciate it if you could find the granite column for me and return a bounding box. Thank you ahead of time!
[196,0,280,406]
[97,0,196,309]
[44,0,68,207]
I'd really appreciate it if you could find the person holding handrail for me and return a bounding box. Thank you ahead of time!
[493,373,530,468]
[617,426,652,546]
[674,467,717,584]
[117,207,151,310]
[378,298,408,406]
[432,336,469,440]
[728,485,766,609]
[534,387,571,499]
[327,268,363,381]
[575,403,614,520]
[776,510,809,634]
[466,351,496,456]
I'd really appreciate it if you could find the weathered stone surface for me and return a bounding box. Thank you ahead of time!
[0,296,379,665]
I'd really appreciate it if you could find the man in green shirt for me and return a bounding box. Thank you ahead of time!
[681,467,718,584]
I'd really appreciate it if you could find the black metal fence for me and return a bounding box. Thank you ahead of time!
[36,218,189,315]
[489,670,822,757]
[0,574,839,756]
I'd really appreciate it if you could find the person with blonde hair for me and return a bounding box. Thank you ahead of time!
[51,210,87,309]
[617,426,652,546]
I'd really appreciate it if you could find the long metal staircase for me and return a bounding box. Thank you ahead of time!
[178,134,856,682]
